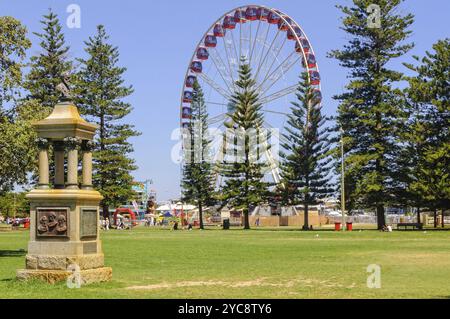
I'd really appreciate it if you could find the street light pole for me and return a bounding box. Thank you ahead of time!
[340,128,346,231]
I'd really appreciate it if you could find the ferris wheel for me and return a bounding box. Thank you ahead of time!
[180,5,322,186]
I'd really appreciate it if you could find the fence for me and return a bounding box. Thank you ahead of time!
[327,215,419,225]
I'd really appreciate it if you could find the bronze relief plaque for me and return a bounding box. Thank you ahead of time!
[36,207,69,237]
[80,208,98,239]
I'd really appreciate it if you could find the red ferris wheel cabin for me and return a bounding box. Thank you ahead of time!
[185,75,196,88]
[278,16,292,31]
[309,70,321,85]
[190,61,202,73]
[256,7,270,21]
[296,38,310,54]
[267,11,280,24]
[287,26,303,40]
[213,24,225,37]
[183,91,193,103]
[245,7,258,21]
[234,9,246,23]
[196,47,209,60]
[204,34,217,48]
[223,15,236,29]
[182,107,192,119]
[303,53,317,68]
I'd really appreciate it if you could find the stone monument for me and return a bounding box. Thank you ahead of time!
[17,87,112,284]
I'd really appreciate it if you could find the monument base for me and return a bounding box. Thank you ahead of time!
[16,267,112,285]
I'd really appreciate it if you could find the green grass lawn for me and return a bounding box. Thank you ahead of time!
[1,227,450,298]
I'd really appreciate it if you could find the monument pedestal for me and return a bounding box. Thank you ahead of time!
[16,268,112,285]
[17,188,112,285]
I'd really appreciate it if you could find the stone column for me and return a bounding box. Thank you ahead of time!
[36,138,49,189]
[81,140,94,189]
[64,137,80,189]
[53,141,65,189]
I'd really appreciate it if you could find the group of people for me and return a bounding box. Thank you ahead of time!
[100,217,110,230]
[170,220,193,231]
[100,216,132,230]
[0,215,29,227]
[144,216,159,227]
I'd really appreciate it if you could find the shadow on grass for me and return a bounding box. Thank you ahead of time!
[0,278,15,283]
[200,227,363,232]
[206,226,450,232]
[0,249,26,257]
[230,227,382,232]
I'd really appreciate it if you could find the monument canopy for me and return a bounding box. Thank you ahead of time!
[33,101,98,140]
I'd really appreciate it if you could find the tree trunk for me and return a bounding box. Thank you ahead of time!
[302,204,309,230]
[441,209,445,228]
[376,205,385,230]
[102,204,109,219]
[243,208,250,230]
[416,207,421,224]
[433,208,437,228]
[199,202,204,230]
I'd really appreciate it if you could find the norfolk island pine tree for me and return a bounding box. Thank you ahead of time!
[219,59,271,230]
[279,72,333,230]
[402,39,450,223]
[20,10,74,187]
[75,25,140,216]
[181,80,216,229]
[328,0,414,229]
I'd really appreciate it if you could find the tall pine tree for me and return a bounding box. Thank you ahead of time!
[25,9,73,110]
[220,60,270,229]
[75,25,140,216]
[328,0,414,229]
[403,39,450,219]
[280,72,333,230]
[181,80,216,229]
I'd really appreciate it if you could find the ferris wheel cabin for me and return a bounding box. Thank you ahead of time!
[223,15,236,29]
[309,70,321,85]
[182,107,192,119]
[277,16,292,31]
[204,34,217,48]
[213,24,225,37]
[287,26,303,40]
[183,91,193,103]
[256,7,270,21]
[302,53,316,68]
[190,61,202,73]
[296,38,311,53]
[234,9,246,23]
[196,47,209,60]
[185,75,196,88]
[267,11,280,24]
[245,7,258,21]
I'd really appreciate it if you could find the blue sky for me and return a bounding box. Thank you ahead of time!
[1,0,449,200]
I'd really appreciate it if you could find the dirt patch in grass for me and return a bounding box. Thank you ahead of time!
[387,252,450,266]
[125,276,355,290]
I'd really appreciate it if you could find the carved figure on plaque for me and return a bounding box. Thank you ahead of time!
[56,215,67,234]
[37,215,49,234]
[47,212,58,232]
